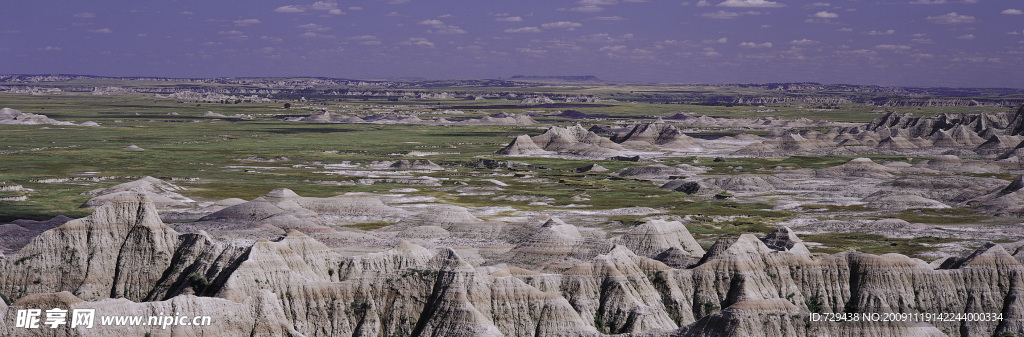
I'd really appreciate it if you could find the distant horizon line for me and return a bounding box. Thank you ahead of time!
[2,73,1023,90]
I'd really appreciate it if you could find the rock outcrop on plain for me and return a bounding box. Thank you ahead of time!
[498,125,626,158]
[0,107,76,125]
[613,120,703,150]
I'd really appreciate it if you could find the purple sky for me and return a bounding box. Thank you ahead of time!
[2,0,1023,87]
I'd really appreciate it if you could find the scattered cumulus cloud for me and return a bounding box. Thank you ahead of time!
[790,39,819,45]
[812,11,838,18]
[874,44,911,51]
[273,2,345,15]
[505,27,543,33]
[717,0,784,8]
[867,29,895,35]
[739,41,773,48]
[233,19,261,27]
[926,12,976,24]
[274,5,305,13]
[542,21,583,29]
[418,19,466,34]
[297,23,330,31]
[73,12,95,18]
[957,34,975,40]
[495,16,523,22]
[569,6,604,12]
[701,10,761,19]
[517,47,547,54]
[1002,9,1023,15]
[401,37,434,47]
[89,28,112,34]
[595,16,627,20]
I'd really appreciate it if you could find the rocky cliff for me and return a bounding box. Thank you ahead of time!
[3,191,1024,336]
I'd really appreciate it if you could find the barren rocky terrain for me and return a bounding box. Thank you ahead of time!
[3,78,1024,336]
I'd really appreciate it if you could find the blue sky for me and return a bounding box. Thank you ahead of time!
[2,0,1022,87]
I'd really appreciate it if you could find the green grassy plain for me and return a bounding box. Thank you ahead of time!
[1,85,1019,257]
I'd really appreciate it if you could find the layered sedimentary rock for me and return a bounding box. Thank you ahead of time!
[4,189,1024,337]
[613,120,703,150]
[497,125,626,158]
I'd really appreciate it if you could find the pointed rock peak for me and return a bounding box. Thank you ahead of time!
[265,188,300,199]
[700,234,772,263]
[110,187,154,203]
[573,163,609,173]
[603,244,640,260]
[429,247,475,272]
[395,240,433,259]
[284,229,308,237]
[998,176,1024,196]
[941,242,1020,269]
[759,226,802,251]
[654,116,665,124]
[540,217,568,228]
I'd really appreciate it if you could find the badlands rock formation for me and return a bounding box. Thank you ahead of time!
[0,107,77,125]
[80,176,194,209]
[3,191,1024,336]
[498,125,626,158]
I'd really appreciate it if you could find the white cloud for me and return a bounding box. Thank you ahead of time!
[867,29,895,35]
[957,34,975,40]
[401,37,434,47]
[495,16,523,22]
[569,6,604,12]
[812,11,838,18]
[579,0,618,4]
[299,32,334,38]
[542,21,583,29]
[739,41,773,48]
[349,6,363,10]
[517,47,547,54]
[790,39,819,45]
[701,10,761,19]
[298,23,330,31]
[234,19,261,26]
[89,28,112,34]
[600,45,628,52]
[274,5,305,13]
[812,2,830,6]
[838,27,853,32]
[1002,9,1023,15]
[180,11,194,15]
[874,44,911,51]
[505,27,543,33]
[595,16,627,20]
[418,19,465,34]
[926,12,976,24]
[274,2,344,15]
[73,12,95,18]
[717,0,783,8]
[38,46,62,51]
